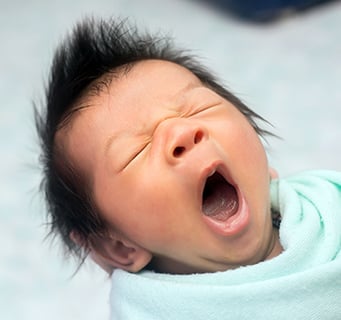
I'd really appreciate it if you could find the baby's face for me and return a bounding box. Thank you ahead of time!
[61,60,279,274]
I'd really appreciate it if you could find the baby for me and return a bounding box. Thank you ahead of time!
[36,17,341,319]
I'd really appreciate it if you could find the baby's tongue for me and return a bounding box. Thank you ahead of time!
[202,179,238,221]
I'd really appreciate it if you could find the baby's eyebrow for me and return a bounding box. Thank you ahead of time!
[175,81,200,97]
[104,130,146,160]
[104,133,121,157]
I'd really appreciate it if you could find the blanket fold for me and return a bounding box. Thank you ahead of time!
[110,170,341,320]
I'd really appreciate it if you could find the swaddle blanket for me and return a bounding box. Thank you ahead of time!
[110,171,341,319]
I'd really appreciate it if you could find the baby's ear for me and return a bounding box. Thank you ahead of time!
[87,233,152,274]
[70,230,86,247]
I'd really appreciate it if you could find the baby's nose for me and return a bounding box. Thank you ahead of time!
[158,118,208,163]
[172,127,204,158]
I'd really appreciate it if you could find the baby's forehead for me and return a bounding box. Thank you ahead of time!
[101,60,204,101]
[74,60,207,125]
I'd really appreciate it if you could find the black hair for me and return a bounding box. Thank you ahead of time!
[35,16,271,264]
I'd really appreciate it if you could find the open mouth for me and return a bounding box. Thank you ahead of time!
[202,172,239,221]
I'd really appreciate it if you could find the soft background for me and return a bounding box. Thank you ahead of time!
[1,0,340,319]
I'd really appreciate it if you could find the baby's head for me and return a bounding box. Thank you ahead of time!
[36,17,280,275]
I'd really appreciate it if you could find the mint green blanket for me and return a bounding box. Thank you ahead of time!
[110,171,341,319]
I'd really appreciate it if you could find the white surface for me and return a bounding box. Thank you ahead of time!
[1,0,340,319]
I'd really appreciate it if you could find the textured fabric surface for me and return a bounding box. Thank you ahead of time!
[110,171,341,319]
[1,1,341,319]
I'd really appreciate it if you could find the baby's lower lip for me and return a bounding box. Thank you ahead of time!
[201,188,250,237]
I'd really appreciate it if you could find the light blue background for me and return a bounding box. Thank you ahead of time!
[1,0,340,319]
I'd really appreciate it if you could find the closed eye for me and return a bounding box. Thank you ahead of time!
[123,143,148,169]
[188,104,219,118]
